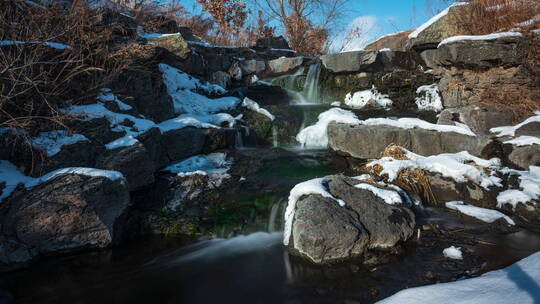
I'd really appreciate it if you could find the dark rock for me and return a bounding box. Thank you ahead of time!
[505,144,540,170]
[427,172,497,208]
[424,35,528,70]
[244,84,290,106]
[0,173,130,265]
[288,175,415,264]
[254,36,290,50]
[210,71,232,89]
[328,123,495,159]
[96,142,155,191]
[137,127,169,170]
[160,127,235,162]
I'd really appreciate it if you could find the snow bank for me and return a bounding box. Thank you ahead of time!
[504,136,540,147]
[0,160,124,201]
[354,183,404,205]
[446,201,515,225]
[344,86,393,109]
[360,117,476,136]
[163,153,232,177]
[284,178,346,245]
[368,149,502,190]
[0,40,72,50]
[61,103,155,150]
[241,97,275,121]
[438,32,524,47]
[30,130,89,156]
[442,246,463,260]
[409,2,468,39]
[159,63,238,115]
[491,111,540,137]
[157,113,238,132]
[378,251,540,304]
[415,84,443,112]
[296,108,361,148]
[497,166,540,209]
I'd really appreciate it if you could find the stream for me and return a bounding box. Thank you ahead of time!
[1,66,540,304]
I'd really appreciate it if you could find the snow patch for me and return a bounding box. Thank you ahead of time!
[491,111,540,137]
[157,113,239,132]
[415,84,443,112]
[30,130,89,156]
[354,183,404,205]
[378,251,540,304]
[344,86,393,109]
[159,63,238,115]
[241,97,275,121]
[446,201,515,225]
[163,153,232,177]
[504,136,540,147]
[284,178,346,245]
[438,32,523,48]
[98,90,133,111]
[442,246,463,260]
[296,108,361,148]
[497,166,540,209]
[360,117,476,136]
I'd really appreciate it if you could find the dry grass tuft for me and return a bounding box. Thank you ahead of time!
[367,145,437,205]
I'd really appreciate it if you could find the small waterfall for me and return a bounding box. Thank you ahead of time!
[235,128,244,148]
[302,63,321,103]
[272,124,279,147]
[268,198,285,232]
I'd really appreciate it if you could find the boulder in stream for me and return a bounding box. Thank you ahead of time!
[285,175,415,264]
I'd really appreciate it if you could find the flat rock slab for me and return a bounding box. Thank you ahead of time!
[328,123,494,159]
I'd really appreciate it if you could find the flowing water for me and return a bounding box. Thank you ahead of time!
[2,69,540,304]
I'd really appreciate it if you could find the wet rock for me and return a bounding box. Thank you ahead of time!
[437,104,512,136]
[328,123,495,159]
[0,173,130,265]
[268,56,305,75]
[288,175,415,264]
[364,30,414,52]
[145,33,190,59]
[96,141,155,191]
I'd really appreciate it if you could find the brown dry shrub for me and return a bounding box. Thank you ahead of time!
[366,145,437,205]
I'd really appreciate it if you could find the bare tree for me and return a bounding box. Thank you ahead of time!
[254,0,351,55]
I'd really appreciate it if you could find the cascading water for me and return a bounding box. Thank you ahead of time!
[302,63,321,104]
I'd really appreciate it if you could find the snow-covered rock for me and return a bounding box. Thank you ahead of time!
[344,86,393,109]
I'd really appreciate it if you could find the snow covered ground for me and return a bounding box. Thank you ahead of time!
[30,131,89,156]
[497,166,540,209]
[378,251,540,304]
[241,97,275,121]
[438,32,524,48]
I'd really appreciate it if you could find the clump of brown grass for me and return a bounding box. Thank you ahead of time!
[366,145,437,205]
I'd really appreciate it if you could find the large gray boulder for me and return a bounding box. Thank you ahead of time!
[504,144,540,170]
[328,123,495,159]
[0,173,130,265]
[287,175,415,264]
[321,51,379,73]
[437,104,512,136]
[422,35,528,70]
[239,59,266,75]
[268,56,305,75]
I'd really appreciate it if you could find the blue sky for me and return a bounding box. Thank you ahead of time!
[180,0,450,50]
